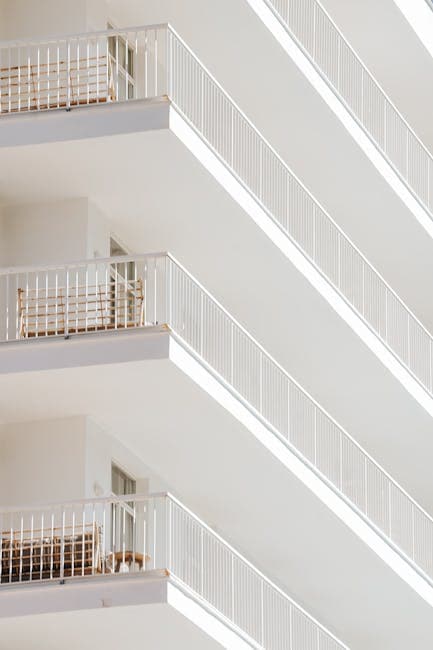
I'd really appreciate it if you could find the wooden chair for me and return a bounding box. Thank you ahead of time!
[18,278,144,338]
[0,523,102,582]
[0,54,115,114]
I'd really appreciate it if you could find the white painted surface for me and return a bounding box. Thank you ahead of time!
[1,0,433,341]
[0,416,87,506]
[392,0,433,61]
[0,414,158,507]
[0,198,111,267]
[1,108,432,520]
[0,0,108,39]
[1,329,433,647]
[319,0,433,151]
[0,575,225,649]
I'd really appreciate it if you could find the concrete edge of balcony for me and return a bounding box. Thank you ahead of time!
[0,324,171,374]
[0,96,170,148]
[0,570,255,649]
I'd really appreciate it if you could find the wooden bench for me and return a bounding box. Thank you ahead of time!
[0,54,115,113]
[0,523,102,582]
[17,278,144,338]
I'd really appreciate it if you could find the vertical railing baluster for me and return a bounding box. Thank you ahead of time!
[92,505,96,575]
[125,34,129,100]
[81,506,86,577]
[86,40,90,104]
[9,527,13,583]
[19,516,23,582]
[115,34,119,101]
[72,510,75,576]
[49,512,54,579]
[60,508,65,580]
[40,514,44,581]
[29,515,34,581]
[153,29,158,97]
[66,39,71,109]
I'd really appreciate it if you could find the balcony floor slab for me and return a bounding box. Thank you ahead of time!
[0,573,239,650]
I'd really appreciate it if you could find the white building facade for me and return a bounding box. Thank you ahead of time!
[1,1,433,648]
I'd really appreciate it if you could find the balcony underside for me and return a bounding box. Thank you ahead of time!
[1,101,433,515]
[0,574,236,650]
[1,328,433,649]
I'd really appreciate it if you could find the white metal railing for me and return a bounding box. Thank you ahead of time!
[265,0,433,215]
[1,25,433,398]
[0,25,168,112]
[1,252,433,585]
[0,493,347,649]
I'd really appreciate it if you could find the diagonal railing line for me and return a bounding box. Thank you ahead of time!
[166,24,433,397]
[263,0,433,214]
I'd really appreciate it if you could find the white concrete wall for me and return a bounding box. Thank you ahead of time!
[1,198,111,267]
[0,416,87,506]
[0,0,109,40]
[84,418,152,499]
[0,415,165,507]
[0,206,5,267]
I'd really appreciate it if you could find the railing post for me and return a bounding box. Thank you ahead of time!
[231,554,235,623]
[65,268,69,338]
[200,291,204,357]
[200,527,204,598]
[259,352,263,414]
[167,497,172,572]
[388,481,392,539]
[66,39,71,110]
[260,580,264,647]
[230,321,234,386]
[60,508,65,580]
[166,27,172,99]
[428,338,433,392]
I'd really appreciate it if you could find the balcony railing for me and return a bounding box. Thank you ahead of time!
[265,0,433,218]
[0,493,346,649]
[1,252,433,586]
[1,24,432,400]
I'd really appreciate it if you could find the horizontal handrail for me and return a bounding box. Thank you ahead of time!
[0,24,170,48]
[0,492,347,649]
[1,252,433,587]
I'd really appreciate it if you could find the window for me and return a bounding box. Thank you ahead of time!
[111,464,136,556]
[111,463,136,497]
[107,24,135,101]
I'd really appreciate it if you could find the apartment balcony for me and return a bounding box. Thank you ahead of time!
[2,25,433,522]
[0,492,347,649]
[217,0,433,341]
[2,253,433,648]
[3,5,433,353]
